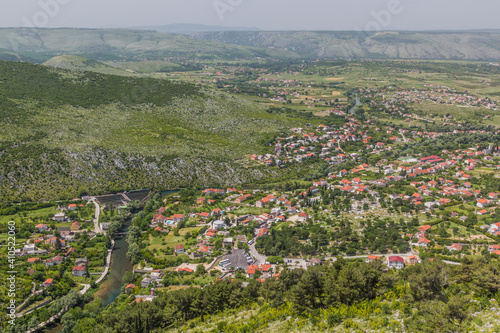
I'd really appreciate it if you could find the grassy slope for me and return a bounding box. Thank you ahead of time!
[42,55,133,76]
[0,61,309,201]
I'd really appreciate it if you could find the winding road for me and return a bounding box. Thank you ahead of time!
[91,197,103,234]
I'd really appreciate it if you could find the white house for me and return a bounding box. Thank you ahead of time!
[213,220,225,230]
[388,256,405,269]
[72,266,85,277]
[36,224,48,232]
[477,199,491,208]
[174,244,185,254]
[488,222,500,235]
[54,212,66,222]
[417,238,431,247]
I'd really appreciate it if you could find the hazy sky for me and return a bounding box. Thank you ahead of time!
[2,0,499,31]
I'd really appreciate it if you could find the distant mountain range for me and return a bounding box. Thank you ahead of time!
[0,28,296,63]
[193,30,500,61]
[132,23,260,35]
[1,28,500,62]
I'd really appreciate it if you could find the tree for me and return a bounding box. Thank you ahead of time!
[127,225,141,244]
[196,264,206,276]
[61,312,76,333]
[289,268,324,314]
[107,222,120,239]
[27,315,39,330]
[126,243,141,265]
[406,259,450,301]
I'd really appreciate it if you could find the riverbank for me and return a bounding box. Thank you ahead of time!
[41,220,132,332]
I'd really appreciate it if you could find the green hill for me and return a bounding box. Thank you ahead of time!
[0,60,313,202]
[42,55,133,75]
[194,30,500,61]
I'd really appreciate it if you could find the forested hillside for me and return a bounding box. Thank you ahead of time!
[0,61,311,202]
[61,257,500,332]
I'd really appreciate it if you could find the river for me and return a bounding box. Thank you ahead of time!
[44,220,133,332]
[348,97,362,114]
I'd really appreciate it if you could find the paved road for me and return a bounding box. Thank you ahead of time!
[16,282,36,312]
[248,241,267,266]
[79,283,90,295]
[26,306,68,333]
[96,239,114,284]
[401,133,408,143]
[91,197,103,234]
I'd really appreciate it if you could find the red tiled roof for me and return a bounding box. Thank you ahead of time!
[389,256,404,263]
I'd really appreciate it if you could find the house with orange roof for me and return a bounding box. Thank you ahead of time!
[352,177,361,184]
[488,244,500,253]
[65,247,75,256]
[247,264,261,278]
[72,266,85,277]
[173,214,184,223]
[155,207,166,215]
[412,193,423,201]
[125,284,136,293]
[408,255,421,265]
[417,238,431,247]
[257,228,269,238]
[366,255,382,263]
[36,224,48,232]
[235,194,251,203]
[297,212,310,222]
[418,225,432,232]
[42,278,54,287]
[174,244,185,254]
[197,246,213,256]
[198,212,210,219]
[446,243,463,251]
[178,267,193,273]
[261,264,272,272]
[256,197,271,208]
[71,221,81,231]
[476,198,491,208]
